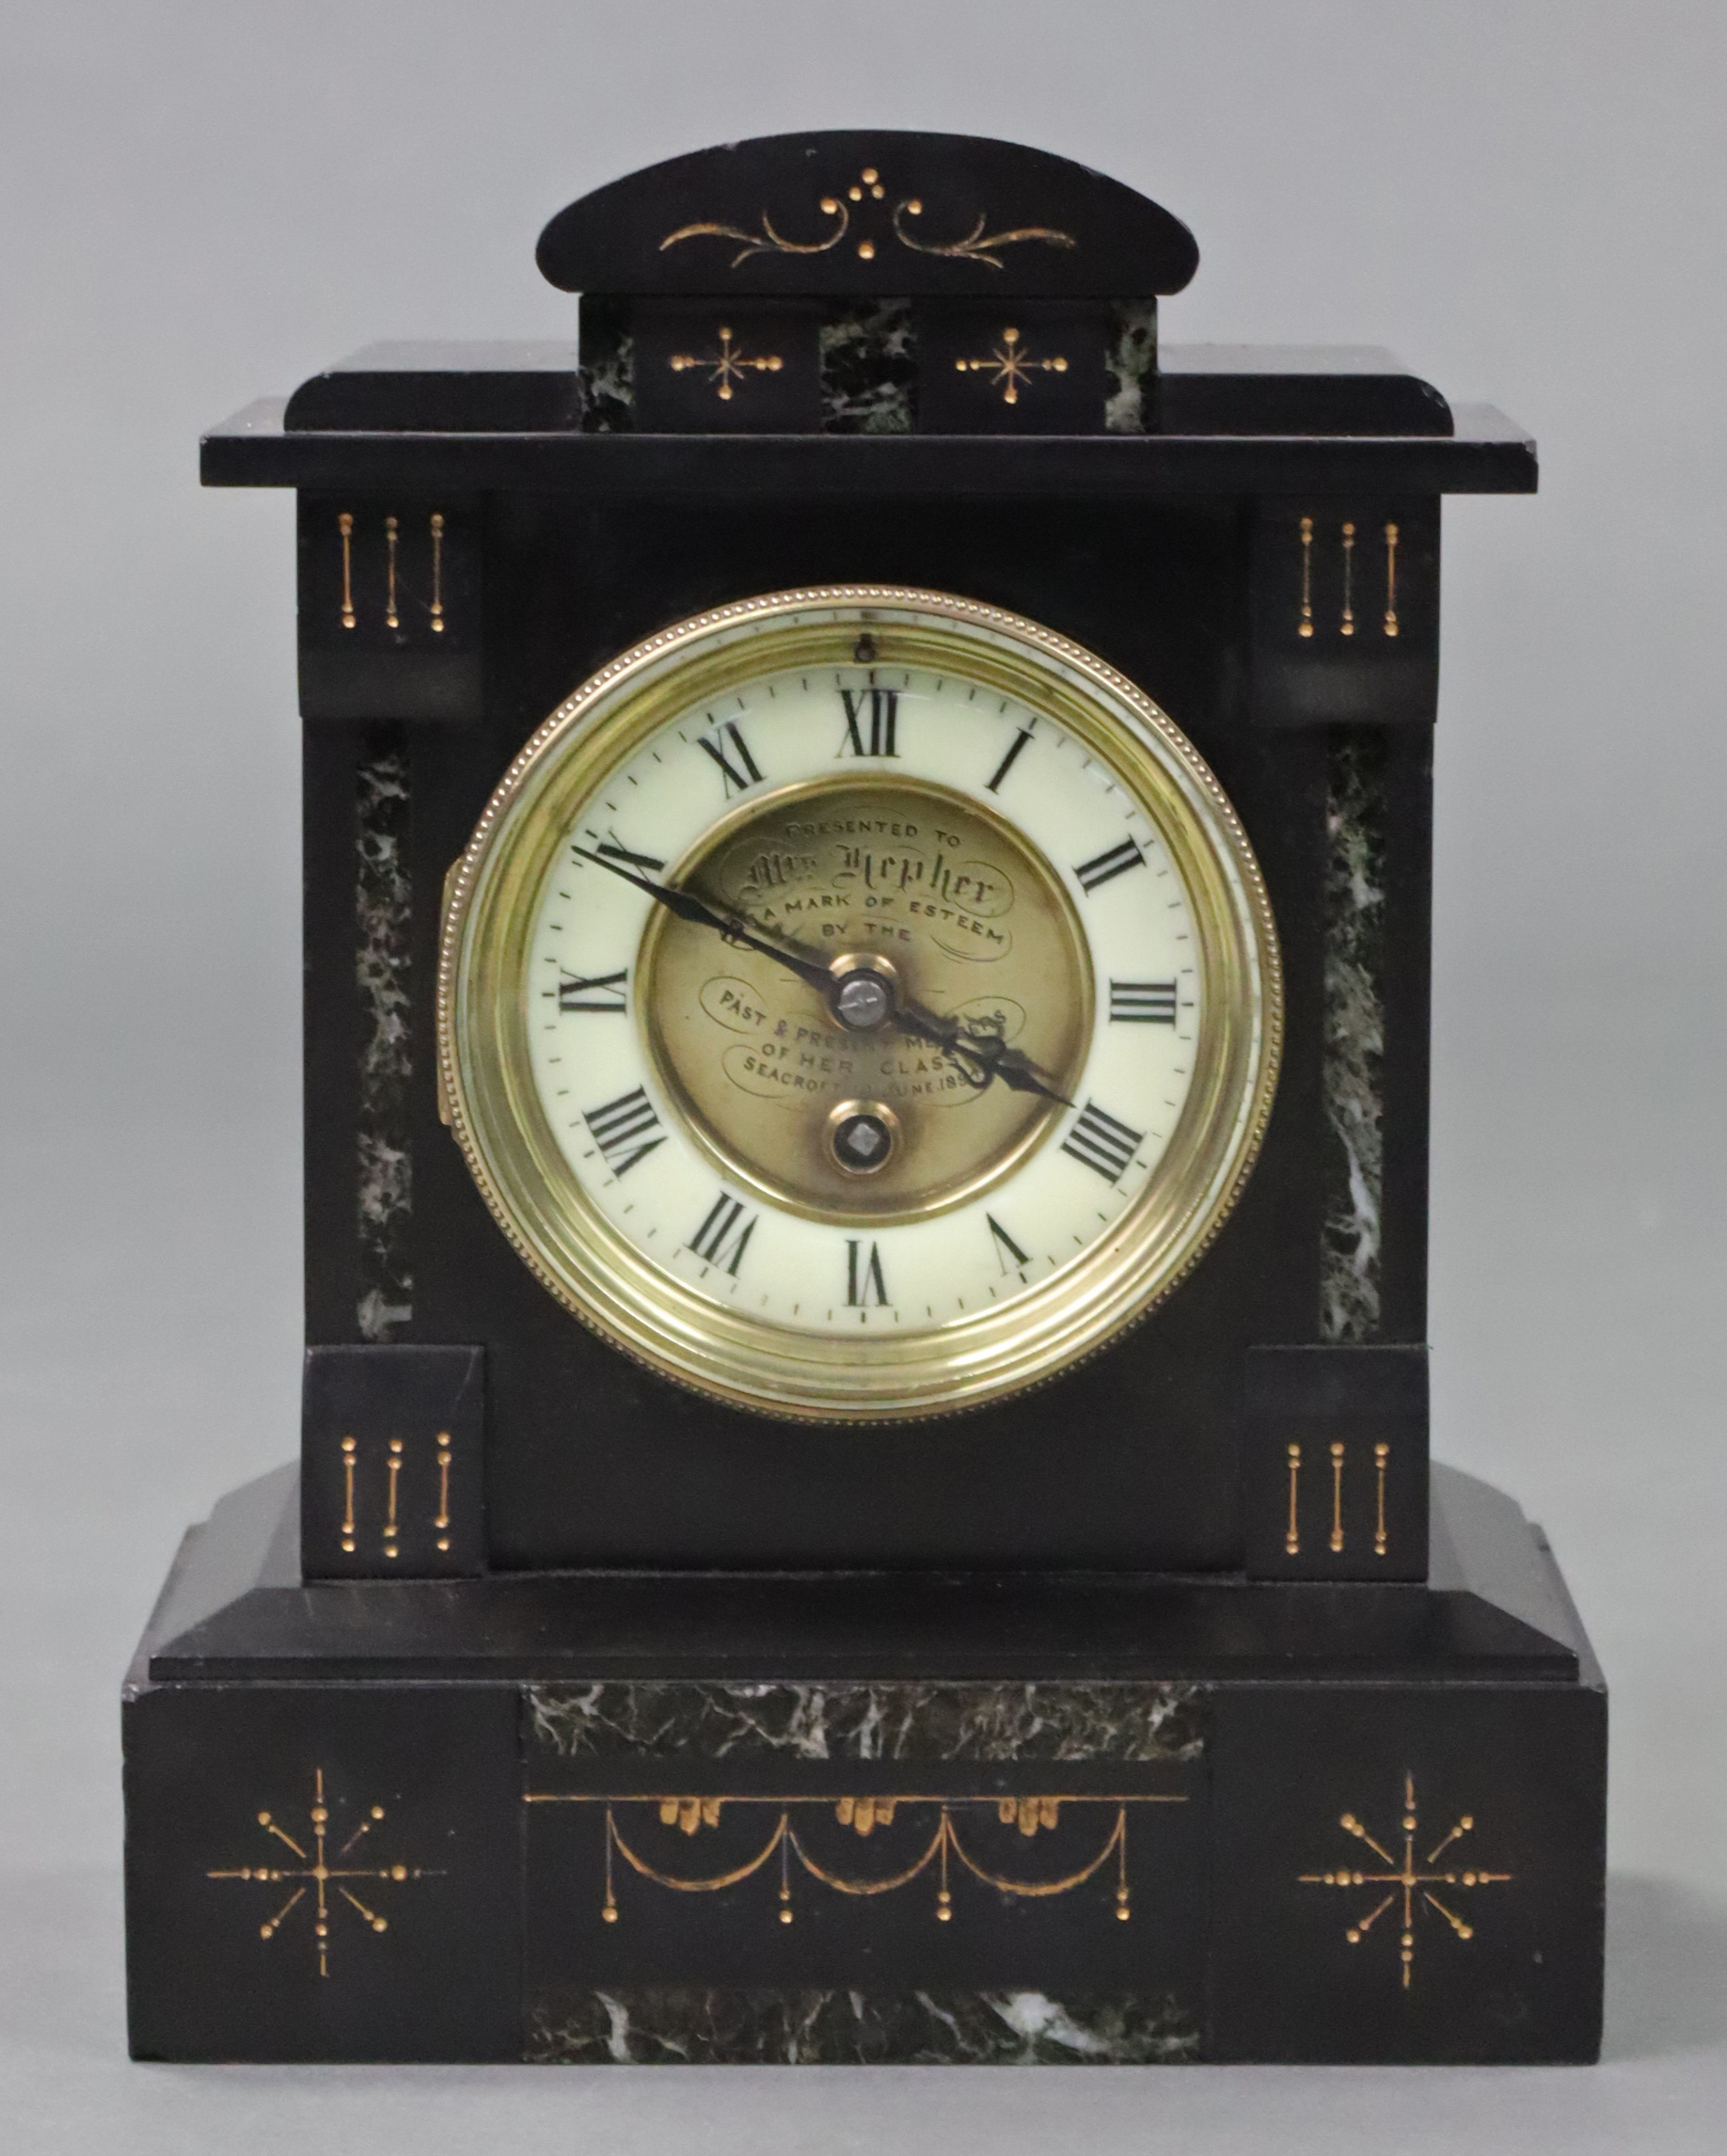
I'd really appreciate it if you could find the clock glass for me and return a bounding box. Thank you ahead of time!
[438,588,1281,1419]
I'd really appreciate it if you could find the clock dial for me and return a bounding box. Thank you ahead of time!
[440,589,1280,1419]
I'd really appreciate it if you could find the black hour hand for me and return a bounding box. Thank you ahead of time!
[893,999,1075,1109]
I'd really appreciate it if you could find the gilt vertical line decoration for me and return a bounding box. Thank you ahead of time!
[1329,1441,1346,1552]
[601,1808,619,1922]
[338,512,356,629]
[1286,1442,1303,1555]
[383,1437,403,1560]
[1340,521,1356,636]
[1297,515,1315,637]
[435,1432,452,1553]
[1383,521,1400,637]
[1373,1441,1389,1556]
[340,1435,357,1555]
[384,515,400,629]
[429,513,446,633]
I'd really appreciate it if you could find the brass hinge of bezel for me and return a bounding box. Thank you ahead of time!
[436,857,462,1127]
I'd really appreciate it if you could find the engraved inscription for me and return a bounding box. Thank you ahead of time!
[641,775,1090,1219]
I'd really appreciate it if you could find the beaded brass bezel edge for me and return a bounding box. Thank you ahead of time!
[436,585,1283,1424]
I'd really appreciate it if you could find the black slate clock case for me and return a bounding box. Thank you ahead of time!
[123,133,1608,2066]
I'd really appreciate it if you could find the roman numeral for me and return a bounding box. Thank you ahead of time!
[1110,979,1179,1024]
[558,968,627,1014]
[1073,837,1147,894]
[582,1086,666,1178]
[584,830,665,874]
[988,1214,1031,1274]
[838,686,898,758]
[986,726,1033,794]
[698,720,764,796]
[689,1192,757,1276]
[845,1239,889,1308]
[1061,1100,1145,1184]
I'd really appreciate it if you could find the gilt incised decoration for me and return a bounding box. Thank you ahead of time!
[1299,1773,1513,1990]
[661,165,1075,271]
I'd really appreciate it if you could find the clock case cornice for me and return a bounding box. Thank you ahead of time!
[203,367,1534,497]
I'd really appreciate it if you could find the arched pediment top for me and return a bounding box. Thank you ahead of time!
[536,131,1199,299]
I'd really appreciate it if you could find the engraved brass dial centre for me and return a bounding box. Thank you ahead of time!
[640,776,1093,1223]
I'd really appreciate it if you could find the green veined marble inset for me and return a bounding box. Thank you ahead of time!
[818,298,916,433]
[577,297,635,433]
[526,1985,1198,2064]
[1321,726,1386,1342]
[527,1679,1205,1764]
[355,730,413,1342]
[1103,299,1158,434]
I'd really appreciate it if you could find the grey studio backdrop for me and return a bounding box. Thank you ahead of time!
[1,1,1721,2148]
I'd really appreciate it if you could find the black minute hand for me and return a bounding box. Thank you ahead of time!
[575,846,1072,1106]
[572,846,832,997]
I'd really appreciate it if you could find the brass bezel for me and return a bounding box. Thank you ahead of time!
[437,586,1283,1423]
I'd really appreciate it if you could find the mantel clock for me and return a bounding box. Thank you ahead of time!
[123,131,1606,2068]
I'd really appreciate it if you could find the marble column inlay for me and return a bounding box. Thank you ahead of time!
[1320,726,1386,1342]
[578,305,635,432]
[356,732,412,1340]
[1103,300,1158,434]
